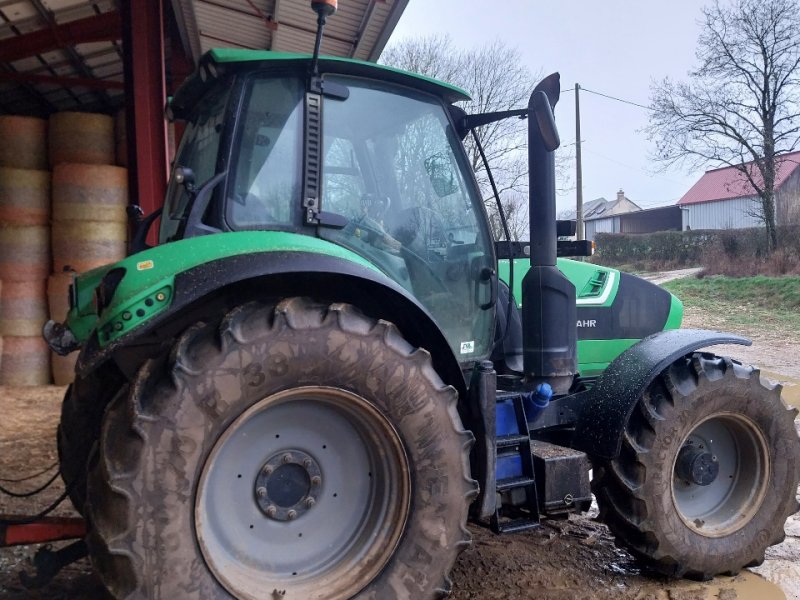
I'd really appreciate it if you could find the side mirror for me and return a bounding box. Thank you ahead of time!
[424,153,459,197]
[529,91,560,152]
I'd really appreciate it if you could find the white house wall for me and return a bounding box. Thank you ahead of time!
[683,197,762,230]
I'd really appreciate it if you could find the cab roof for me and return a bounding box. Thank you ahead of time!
[171,49,471,117]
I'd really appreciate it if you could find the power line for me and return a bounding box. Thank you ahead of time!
[580,87,652,111]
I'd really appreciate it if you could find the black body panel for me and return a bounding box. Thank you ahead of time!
[577,273,673,341]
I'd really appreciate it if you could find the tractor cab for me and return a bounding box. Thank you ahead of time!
[161,52,497,360]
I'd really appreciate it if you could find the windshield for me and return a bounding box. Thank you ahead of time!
[318,76,495,360]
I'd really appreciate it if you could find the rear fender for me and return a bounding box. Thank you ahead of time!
[76,252,466,398]
[572,329,750,459]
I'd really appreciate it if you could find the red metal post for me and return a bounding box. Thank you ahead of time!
[0,516,86,547]
[121,0,169,245]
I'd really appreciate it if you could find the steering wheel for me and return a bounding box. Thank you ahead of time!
[390,206,451,261]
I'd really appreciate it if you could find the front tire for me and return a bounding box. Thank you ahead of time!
[593,353,800,579]
[86,298,477,599]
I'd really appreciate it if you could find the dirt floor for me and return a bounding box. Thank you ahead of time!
[1,296,799,598]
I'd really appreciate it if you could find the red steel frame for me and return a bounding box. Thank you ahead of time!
[122,0,169,244]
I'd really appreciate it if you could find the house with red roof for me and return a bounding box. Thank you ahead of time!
[677,151,800,230]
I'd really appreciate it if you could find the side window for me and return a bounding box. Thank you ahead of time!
[160,84,229,243]
[228,78,304,228]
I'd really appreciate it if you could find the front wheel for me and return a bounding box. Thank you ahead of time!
[86,298,477,599]
[593,353,800,579]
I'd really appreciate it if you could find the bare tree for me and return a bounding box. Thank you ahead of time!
[648,0,800,251]
[382,35,572,240]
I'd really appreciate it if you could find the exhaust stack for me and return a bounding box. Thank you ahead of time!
[520,74,577,394]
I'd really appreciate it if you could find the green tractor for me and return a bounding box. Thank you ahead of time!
[45,2,799,598]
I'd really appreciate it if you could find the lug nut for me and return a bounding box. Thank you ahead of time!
[256,486,267,499]
[287,510,297,520]
[311,476,321,486]
[304,497,316,508]
[282,453,293,464]
[303,458,312,468]
[262,464,273,475]
[266,505,277,517]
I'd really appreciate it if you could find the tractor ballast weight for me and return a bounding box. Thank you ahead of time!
[43,3,800,597]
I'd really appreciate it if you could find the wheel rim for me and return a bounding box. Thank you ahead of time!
[671,412,770,537]
[195,386,411,600]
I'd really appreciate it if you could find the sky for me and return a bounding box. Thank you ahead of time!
[386,0,711,214]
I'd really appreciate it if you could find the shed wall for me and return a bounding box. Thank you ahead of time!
[683,197,762,230]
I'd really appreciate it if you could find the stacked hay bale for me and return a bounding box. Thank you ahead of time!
[49,112,129,385]
[0,116,51,385]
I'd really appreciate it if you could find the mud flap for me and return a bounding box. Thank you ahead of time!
[572,329,750,460]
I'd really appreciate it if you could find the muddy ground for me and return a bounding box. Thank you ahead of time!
[1,304,799,599]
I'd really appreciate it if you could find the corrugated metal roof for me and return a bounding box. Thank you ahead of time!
[678,151,800,206]
[0,0,408,115]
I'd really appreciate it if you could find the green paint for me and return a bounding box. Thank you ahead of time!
[497,258,621,308]
[665,292,684,330]
[207,48,471,101]
[65,231,382,346]
[577,339,639,376]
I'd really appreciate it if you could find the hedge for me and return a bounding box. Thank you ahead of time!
[592,226,800,269]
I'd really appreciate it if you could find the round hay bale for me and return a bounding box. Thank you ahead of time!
[52,220,126,273]
[52,351,77,386]
[0,167,51,226]
[0,336,50,386]
[49,112,114,167]
[47,272,73,322]
[52,164,128,223]
[115,109,127,167]
[0,224,50,281]
[0,279,47,336]
[0,115,47,170]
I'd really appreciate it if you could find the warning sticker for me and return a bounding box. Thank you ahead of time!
[460,341,475,354]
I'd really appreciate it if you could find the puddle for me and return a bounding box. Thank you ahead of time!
[655,570,788,600]
[763,370,800,410]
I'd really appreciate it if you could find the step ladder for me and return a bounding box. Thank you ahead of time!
[491,392,541,533]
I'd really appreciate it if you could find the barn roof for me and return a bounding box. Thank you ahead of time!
[677,151,800,206]
[0,0,408,116]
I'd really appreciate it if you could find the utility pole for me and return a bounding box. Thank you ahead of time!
[575,83,584,241]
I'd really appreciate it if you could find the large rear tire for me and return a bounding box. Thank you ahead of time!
[86,298,477,599]
[57,368,125,514]
[593,353,800,579]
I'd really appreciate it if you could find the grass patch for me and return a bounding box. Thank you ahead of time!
[663,275,800,335]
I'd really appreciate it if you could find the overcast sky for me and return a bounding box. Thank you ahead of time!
[386,0,710,213]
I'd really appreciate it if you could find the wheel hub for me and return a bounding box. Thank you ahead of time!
[254,449,322,521]
[676,444,719,486]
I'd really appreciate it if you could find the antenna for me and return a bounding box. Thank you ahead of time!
[309,0,337,78]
